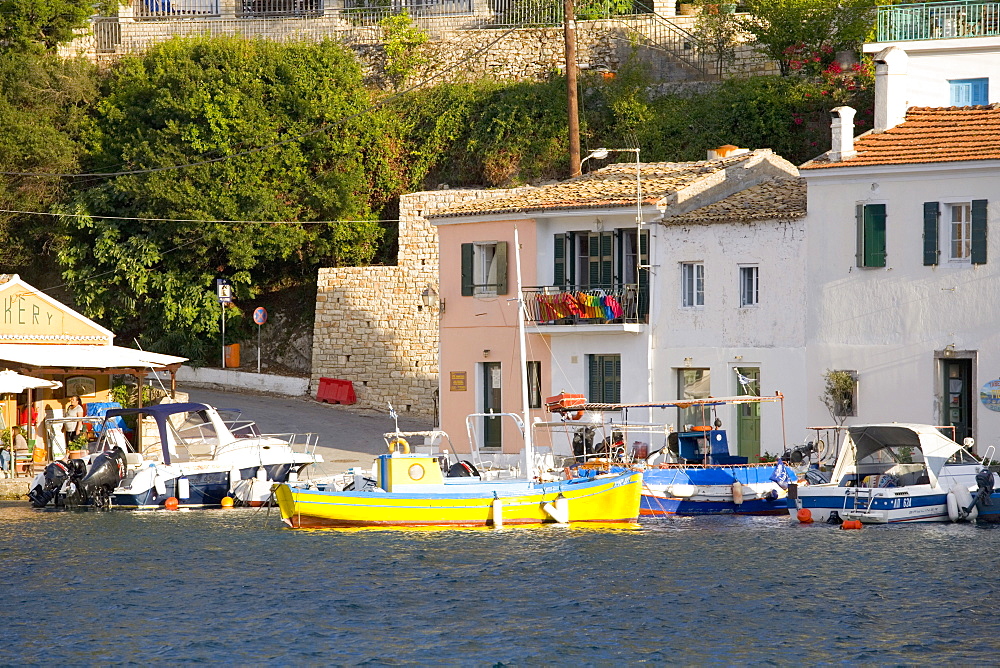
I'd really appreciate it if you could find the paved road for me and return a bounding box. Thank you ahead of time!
[181,386,434,475]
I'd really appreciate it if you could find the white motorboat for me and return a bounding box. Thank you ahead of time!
[29,402,321,509]
[789,423,995,524]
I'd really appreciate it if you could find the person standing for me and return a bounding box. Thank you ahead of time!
[64,395,85,444]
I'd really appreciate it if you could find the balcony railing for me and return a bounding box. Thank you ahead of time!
[523,284,647,325]
[132,0,220,19]
[877,1,1000,42]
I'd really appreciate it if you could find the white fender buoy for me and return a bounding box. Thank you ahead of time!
[732,482,744,505]
[256,467,267,482]
[491,498,504,529]
[950,484,978,521]
[154,475,167,496]
[543,494,570,523]
[177,476,190,500]
[668,484,697,498]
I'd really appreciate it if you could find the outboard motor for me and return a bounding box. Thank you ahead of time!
[79,450,127,510]
[974,468,995,508]
[447,461,480,478]
[28,460,74,508]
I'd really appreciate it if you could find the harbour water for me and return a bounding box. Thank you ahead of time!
[2,501,998,665]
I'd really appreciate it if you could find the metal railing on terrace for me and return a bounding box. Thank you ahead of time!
[523,284,647,325]
[876,1,1000,42]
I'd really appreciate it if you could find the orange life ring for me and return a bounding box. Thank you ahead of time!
[691,425,712,432]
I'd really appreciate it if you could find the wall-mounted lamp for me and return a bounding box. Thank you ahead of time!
[683,357,692,368]
[421,285,444,313]
[943,344,956,358]
[483,349,491,358]
[733,355,743,361]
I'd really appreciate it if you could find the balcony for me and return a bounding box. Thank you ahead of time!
[523,284,647,331]
[876,1,1000,42]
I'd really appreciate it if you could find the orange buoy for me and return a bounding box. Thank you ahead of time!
[221,496,234,508]
[164,497,179,510]
[841,519,863,530]
[796,508,813,524]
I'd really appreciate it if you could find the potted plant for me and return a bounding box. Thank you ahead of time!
[67,433,89,459]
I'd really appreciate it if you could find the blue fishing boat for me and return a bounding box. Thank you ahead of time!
[542,394,797,516]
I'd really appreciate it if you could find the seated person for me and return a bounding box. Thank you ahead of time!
[12,426,29,457]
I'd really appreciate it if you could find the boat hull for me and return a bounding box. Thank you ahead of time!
[274,472,642,528]
[790,486,950,523]
[639,465,792,516]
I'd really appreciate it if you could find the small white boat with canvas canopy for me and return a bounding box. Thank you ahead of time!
[789,423,998,524]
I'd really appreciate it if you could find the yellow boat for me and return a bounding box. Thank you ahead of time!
[274,452,642,529]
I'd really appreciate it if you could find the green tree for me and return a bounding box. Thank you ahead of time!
[60,37,391,356]
[0,51,96,270]
[738,0,877,75]
[379,11,429,91]
[0,0,96,52]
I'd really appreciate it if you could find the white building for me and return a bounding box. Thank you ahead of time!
[430,149,808,459]
[801,25,1000,448]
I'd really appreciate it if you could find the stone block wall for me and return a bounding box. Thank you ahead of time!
[310,187,522,420]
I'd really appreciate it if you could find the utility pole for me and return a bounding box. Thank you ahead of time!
[563,0,580,177]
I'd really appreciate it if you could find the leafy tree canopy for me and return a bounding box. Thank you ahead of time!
[0,0,95,52]
[738,0,878,75]
[60,37,392,354]
[0,50,95,268]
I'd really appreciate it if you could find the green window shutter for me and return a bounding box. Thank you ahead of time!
[923,202,940,266]
[461,243,474,296]
[553,234,566,287]
[607,356,621,403]
[864,204,887,268]
[599,232,613,288]
[495,241,508,295]
[638,231,649,317]
[855,204,865,267]
[972,199,988,265]
[588,355,601,401]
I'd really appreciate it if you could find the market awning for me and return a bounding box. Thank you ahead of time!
[0,344,186,372]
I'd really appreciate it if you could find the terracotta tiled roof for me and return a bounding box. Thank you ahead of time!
[802,105,1000,170]
[660,177,806,225]
[428,153,758,218]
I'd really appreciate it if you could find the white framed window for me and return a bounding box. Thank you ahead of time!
[681,262,704,308]
[739,265,759,307]
[948,202,972,261]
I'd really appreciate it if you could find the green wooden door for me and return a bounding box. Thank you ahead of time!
[736,367,761,460]
[482,361,502,449]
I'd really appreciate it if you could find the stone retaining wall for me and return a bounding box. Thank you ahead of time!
[310,187,522,420]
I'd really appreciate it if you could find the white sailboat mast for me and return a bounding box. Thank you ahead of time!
[513,226,535,479]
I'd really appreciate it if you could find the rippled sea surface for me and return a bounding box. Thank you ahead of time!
[2,502,999,665]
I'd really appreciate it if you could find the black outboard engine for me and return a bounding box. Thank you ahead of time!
[79,450,127,510]
[28,459,89,508]
[447,461,480,478]
[974,468,995,508]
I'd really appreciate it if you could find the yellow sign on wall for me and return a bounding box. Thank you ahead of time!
[450,372,467,392]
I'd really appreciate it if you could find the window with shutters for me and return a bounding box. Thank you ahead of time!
[925,200,988,266]
[553,229,647,290]
[739,265,759,307]
[460,241,508,297]
[681,262,704,307]
[856,203,886,268]
[588,354,621,404]
[949,78,989,106]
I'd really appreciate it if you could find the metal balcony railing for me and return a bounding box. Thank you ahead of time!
[523,284,647,325]
[877,1,1000,42]
[131,0,220,19]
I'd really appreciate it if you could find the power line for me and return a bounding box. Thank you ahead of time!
[0,27,520,180]
[0,208,399,225]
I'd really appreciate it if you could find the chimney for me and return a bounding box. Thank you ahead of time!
[829,106,856,162]
[707,145,750,160]
[874,46,909,132]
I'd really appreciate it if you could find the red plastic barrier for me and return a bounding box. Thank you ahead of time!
[317,377,357,405]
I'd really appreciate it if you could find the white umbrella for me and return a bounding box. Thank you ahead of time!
[0,370,63,394]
